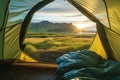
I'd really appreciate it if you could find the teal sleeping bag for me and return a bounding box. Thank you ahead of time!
[56,49,120,80]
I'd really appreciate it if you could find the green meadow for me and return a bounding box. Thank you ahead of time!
[24,33,95,62]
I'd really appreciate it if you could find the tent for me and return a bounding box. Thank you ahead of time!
[1,0,120,80]
[0,0,120,62]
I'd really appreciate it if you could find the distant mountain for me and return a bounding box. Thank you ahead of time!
[29,21,79,33]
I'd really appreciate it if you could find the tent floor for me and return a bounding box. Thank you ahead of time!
[1,63,58,80]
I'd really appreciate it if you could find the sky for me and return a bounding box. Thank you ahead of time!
[32,0,96,31]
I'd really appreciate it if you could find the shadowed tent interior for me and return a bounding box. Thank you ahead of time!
[0,0,120,80]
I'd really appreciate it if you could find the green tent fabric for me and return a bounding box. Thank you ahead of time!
[0,0,120,62]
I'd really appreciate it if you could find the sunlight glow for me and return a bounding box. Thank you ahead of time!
[73,23,86,29]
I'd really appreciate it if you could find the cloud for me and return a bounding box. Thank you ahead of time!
[66,14,83,17]
[40,7,73,13]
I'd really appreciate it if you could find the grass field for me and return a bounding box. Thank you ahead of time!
[23,33,95,62]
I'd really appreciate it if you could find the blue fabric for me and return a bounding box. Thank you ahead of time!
[56,49,120,80]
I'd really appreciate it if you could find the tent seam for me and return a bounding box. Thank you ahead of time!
[103,0,112,29]
[104,26,120,36]
[1,0,10,60]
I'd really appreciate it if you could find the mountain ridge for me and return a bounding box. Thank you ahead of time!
[29,21,79,33]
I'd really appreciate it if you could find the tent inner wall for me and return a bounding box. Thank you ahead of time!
[90,33,107,59]
[4,24,22,59]
[105,28,120,61]
[105,0,120,34]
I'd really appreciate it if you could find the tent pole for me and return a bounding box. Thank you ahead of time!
[19,0,54,51]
